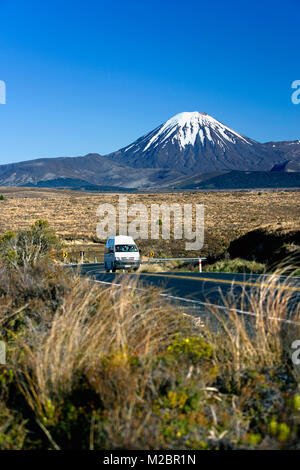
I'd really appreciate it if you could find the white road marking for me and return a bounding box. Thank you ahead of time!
[92,279,300,326]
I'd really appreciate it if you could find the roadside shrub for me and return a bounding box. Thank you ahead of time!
[167,335,213,364]
[0,219,60,267]
[0,403,27,449]
[204,258,266,274]
[0,261,71,335]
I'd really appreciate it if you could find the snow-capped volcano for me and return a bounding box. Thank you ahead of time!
[108,111,275,174]
[142,111,253,151]
[0,110,298,190]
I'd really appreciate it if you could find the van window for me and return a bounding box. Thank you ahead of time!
[115,245,138,253]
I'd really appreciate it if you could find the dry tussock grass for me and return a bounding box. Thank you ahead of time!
[0,187,299,259]
[0,252,299,449]
[13,273,190,419]
[203,266,300,380]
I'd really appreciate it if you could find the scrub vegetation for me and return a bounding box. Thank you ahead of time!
[0,221,300,449]
[0,187,298,267]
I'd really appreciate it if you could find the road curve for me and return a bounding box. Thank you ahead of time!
[74,264,300,317]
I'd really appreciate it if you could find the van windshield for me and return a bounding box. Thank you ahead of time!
[115,244,138,252]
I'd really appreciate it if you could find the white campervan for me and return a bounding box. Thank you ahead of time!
[104,235,140,272]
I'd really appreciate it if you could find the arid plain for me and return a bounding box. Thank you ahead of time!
[0,187,299,263]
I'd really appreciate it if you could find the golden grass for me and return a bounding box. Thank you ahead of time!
[1,258,299,449]
[0,188,300,252]
[0,216,299,449]
[13,272,190,420]
[0,187,299,260]
[203,267,300,381]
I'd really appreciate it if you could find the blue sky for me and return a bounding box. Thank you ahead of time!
[0,0,299,164]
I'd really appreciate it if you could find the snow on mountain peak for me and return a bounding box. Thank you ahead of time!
[142,111,252,152]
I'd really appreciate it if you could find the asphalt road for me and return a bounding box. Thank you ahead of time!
[74,263,300,319]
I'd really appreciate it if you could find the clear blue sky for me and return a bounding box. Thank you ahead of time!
[0,0,299,164]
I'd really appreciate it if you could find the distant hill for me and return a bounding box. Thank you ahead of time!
[264,140,300,163]
[271,160,300,172]
[24,178,137,192]
[0,153,182,189]
[170,170,300,190]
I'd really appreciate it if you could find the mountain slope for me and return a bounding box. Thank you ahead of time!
[169,170,300,190]
[0,153,182,189]
[0,153,123,186]
[271,160,300,172]
[264,141,300,172]
[108,111,285,174]
[264,140,300,161]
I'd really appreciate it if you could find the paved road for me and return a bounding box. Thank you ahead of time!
[74,263,300,318]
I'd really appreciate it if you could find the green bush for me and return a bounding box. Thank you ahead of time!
[204,258,266,274]
[0,219,60,267]
[167,335,213,364]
